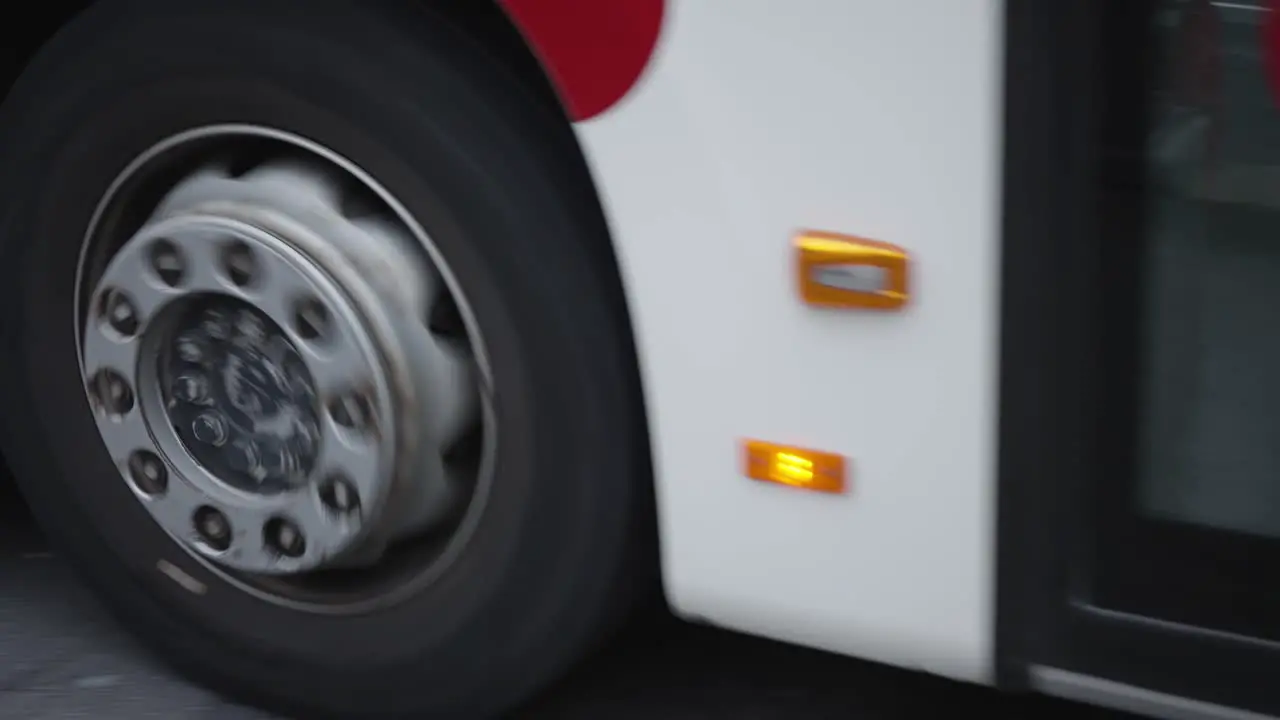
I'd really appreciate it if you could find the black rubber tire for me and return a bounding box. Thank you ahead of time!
[0,1,651,717]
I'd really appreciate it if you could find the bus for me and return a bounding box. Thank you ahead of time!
[0,0,1272,717]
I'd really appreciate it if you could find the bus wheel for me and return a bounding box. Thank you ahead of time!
[0,1,650,717]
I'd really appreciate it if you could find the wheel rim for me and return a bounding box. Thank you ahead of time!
[75,125,496,611]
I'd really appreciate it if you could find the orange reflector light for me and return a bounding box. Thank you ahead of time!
[742,440,847,494]
[795,230,910,310]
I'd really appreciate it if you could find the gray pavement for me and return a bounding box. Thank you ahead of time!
[0,524,271,718]
[0,501,1125,719]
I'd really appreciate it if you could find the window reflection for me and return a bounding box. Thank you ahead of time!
[1138,0,1280,539]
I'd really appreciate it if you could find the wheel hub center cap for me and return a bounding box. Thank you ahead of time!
[163,299,322,495]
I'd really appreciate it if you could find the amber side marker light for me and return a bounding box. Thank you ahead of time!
[743,440,847,494]
[795,230,910,310]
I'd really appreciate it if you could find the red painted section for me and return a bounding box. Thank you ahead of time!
[495,0,665,121]
[1264,0,1280,107]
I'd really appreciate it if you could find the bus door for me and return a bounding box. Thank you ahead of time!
[999,1,1280,717]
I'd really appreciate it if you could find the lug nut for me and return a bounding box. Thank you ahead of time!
[101,290,139,337]
[259,442,305,483]
[235,310,267,343]
[319,475,360,514]
[127,450,168,496]
[149,239,185,287]
[172,372,210,405]
[175,335,205,363]
[221,241,257,287]
[190,411,228,446]
[293,297,330,341]
[201,310,231,340]
[89,369,135,416]
[227,438,263,476]
[194,506,232,551]
[328,392,373,431]
[265,517,306,558]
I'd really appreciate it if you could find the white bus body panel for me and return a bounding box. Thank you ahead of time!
[570,0,1005,683]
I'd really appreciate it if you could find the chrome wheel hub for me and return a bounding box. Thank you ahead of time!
[163,297,322,496]
[77,127,488,582]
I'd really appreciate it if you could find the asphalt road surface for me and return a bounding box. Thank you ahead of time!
[0,484,1128,719]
